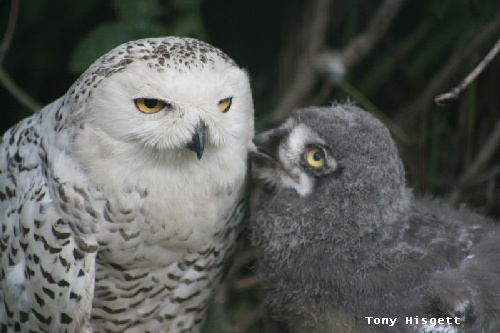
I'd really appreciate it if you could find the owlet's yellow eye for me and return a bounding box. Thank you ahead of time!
[134,98,166,114]
[218,97,232,113]
[305,146,325,168]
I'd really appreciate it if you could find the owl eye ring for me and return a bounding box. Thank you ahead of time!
[134,98,167,114]
[305,146,326,168]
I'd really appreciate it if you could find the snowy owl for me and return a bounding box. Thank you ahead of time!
[0,36,254,332]
[250,105,500,333]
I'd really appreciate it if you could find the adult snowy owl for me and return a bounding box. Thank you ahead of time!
[0,37,254,332]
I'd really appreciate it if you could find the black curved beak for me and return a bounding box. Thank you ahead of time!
[186,121,206,160]
[251,127,288,164]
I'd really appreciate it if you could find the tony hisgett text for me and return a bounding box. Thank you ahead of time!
[365,316,461,327]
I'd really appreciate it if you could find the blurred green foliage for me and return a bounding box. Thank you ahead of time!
[69,0,206,72]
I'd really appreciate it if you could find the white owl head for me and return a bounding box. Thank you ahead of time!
[66,37,254,162]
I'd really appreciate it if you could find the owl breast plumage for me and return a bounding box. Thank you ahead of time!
[0,37,254,332]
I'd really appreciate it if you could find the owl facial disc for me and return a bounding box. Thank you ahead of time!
[252,119,339,196]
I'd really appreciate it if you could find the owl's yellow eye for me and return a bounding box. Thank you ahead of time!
[305,146,325,168]
[134,98,166,114]
[218,97,232,113]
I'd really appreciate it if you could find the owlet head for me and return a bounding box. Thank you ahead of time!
[69,37,254,161]
[251,104,411,258]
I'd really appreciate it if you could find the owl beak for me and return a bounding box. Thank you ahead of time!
[251,128,281,163]
[186,121,205,160]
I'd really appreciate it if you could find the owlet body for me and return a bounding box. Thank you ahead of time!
[0,37,254,332]
[251,105,500,333]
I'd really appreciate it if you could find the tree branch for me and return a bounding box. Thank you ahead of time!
[0,0,42,113]
[0,0,19,64]
[448,118,500,204]
[397,13,500,130]
[341,0,406,68]
[0,67,42,112]
[435,35,500,105]
[317,0,406,83]
[271,0,334,121]
[271,0,406,122]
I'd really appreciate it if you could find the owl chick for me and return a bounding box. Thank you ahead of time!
[0,37,254,332]
[250,104,500,333]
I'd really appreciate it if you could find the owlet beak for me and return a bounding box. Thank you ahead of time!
[186,121,206,160]
[251,128,284,164]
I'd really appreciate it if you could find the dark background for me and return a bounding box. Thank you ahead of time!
[0,0,499,331]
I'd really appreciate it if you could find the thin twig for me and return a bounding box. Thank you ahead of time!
[0,0,42,112]
[316,0,406,83]
[448,118,500,204]
[271,0,334,121]
[435,35,500,105]
[397,13,500,129]
[0,0,19,64]
[233,275,260,291]
[0,67,42,112]
[272,0,406,122]
[395,14,500,192]
[341,0,406,68]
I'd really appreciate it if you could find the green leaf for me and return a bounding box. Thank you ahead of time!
[68,20,168,73]
[172,0,203,11]
[114,0,161,20]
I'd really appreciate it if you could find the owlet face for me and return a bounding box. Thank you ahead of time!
[252,117,339,197]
